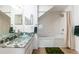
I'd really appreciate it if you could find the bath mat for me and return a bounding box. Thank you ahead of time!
[32,49,38,54]
[45,47,64,54]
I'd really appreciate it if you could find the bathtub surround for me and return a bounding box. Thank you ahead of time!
[39,36,64,47]
[38,12,65,37]
[38,11,65,47]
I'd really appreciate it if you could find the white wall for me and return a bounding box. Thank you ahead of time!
[73,6,79,26]
[11,5,38,33]
[0,5,11,12]
[0,5,11,17]
[72,5,79,52]
[38,5,53,17]
[66,5,79,26]
[38,12,65,36]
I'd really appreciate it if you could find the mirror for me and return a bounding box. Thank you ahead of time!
[25,14,33,25]
[15,15,22,25]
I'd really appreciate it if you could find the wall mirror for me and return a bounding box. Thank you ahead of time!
[15,15,22,25]
[25,14,33,25]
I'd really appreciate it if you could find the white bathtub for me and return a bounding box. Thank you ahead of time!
[38,35,65,47]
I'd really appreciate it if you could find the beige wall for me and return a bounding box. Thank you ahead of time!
[38,12,65,37]
[0,11,10,33]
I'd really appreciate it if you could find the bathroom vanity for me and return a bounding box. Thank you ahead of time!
[0,32,36,54]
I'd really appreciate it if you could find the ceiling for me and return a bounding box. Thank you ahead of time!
[50,5,68,12]
[38,5,69,18]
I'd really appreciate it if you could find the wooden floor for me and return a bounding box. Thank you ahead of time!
[60,47,78,54]
[33,47,78,54]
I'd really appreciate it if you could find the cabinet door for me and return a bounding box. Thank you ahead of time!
[15,15,22,25]
[25,39,33,54]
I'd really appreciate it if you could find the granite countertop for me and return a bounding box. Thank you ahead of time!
[0,32,34,48]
